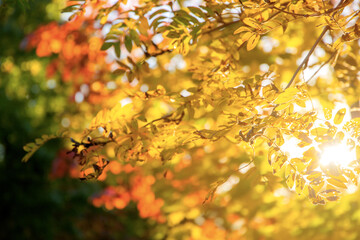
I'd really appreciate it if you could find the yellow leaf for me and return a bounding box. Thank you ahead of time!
[186,208,200,219]
[264,127,277,139]
[310,127,329,136]
[285,165,295,189]
[306,171,323,182]
[303,185,317,199]
[243,18,261,29]
[156,84,166,95]
[303,147,318,161]
[234,26,251,34]
[275,103,290,111]
[268,146,278,165]
[333,37,344,50]
[168,211,185,226]
[100,15,108,25]
[344,169,358,185]
[309,176,325,192]
[356,146,360,162]
[294,132,312,144]
[319,188,341,201]
[263,20,281,30]
[241,31,253,42]
[334,108,346,125]
[246,34,260,51]
[295,174,305,195]
[335,131,345,141]
[272,154,287,174]
[274,87,298,104]
[275,130,284,146]
[324,108,332,120]
[261,9,270,21]
[291,158,307,172]
[295,99,306,108]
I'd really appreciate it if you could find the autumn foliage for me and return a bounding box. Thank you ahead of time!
[20,0,360,238]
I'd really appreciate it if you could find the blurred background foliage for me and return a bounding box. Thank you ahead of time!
[0,0,152,239]
[3,0,360,240]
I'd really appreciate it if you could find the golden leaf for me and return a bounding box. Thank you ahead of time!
[306,171,323,182]
[274,87,298,104]
[275,103,290,111]
[319,189,341,202]
[295,174,305,195]
[246,34,260,51]
[285,165,296,189]
[241,31,253,42]
[334,108,346,125]
[324,108,332,120]
[310,127,329,137]
[295,99,306,108]
[234,26,251,34]
[243,18,261,29]
[327,177,347,189]
[291,158,307,172]
[275,130,284,146]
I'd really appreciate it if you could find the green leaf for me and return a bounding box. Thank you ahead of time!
[151,16,167,29]
[188,7,206,18]
[124,35,133,52]
[22,134,61,162]
[113,69,126,75]
[101,42,113,51]
[130,29,140,46]
[149,9,168,20]
[114,41,121,58]
[61,4,79,13]
[200,6,214,17]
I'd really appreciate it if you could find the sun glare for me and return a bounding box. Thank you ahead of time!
[319,143,356,167]
[282,137,356,169]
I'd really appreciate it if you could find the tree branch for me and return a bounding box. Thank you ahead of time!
[305,50,337,84]
[270,0,351,18]
[285,26,330,89]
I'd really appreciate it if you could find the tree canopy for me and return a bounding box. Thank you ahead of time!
[18,0,360,238]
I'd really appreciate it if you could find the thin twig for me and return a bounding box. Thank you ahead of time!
[271,6,314,17]
[202,20,241,35]
[270,0,351,18]
[305,51,337,84]
[143,110,184,128]
[285,26,330,89]
[285,0,349,89]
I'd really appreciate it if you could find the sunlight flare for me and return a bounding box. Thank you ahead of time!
[319,142,356,167]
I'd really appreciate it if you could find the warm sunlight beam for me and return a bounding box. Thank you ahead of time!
[319,143,356,167]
